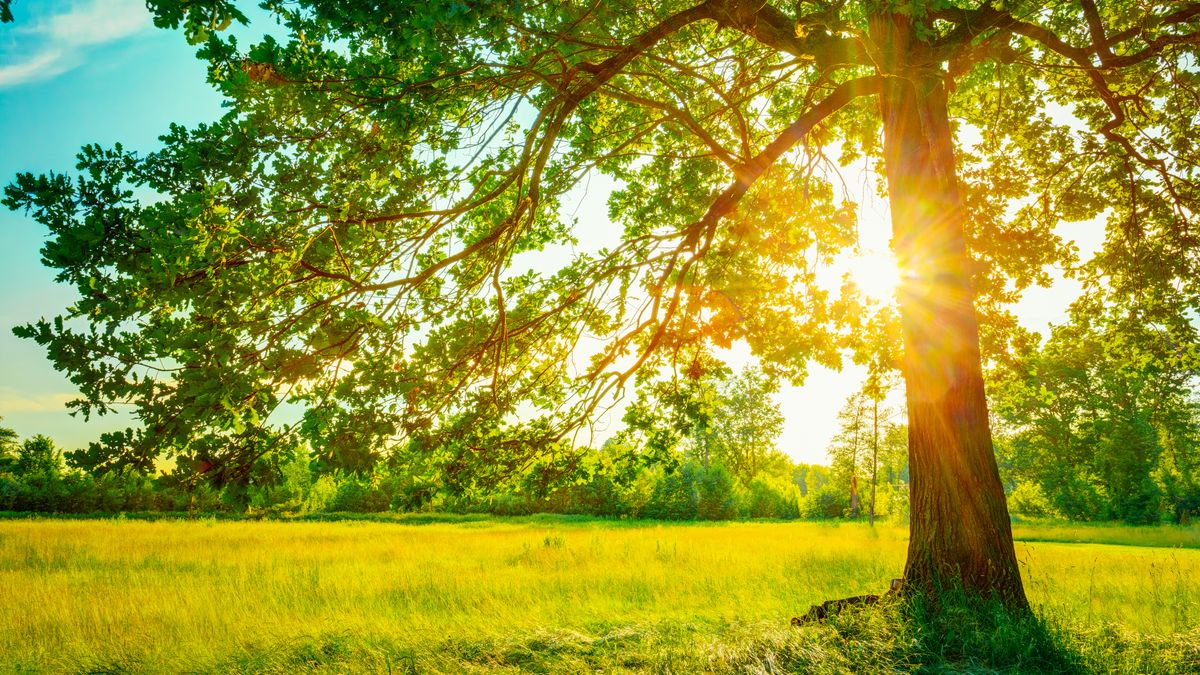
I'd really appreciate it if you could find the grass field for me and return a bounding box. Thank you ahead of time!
[2,517,1198,673]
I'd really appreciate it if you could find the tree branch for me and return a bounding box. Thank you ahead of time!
[690,75,882,242]
[714,0,867,67]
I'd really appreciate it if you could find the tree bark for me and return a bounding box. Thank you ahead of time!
[870,13,1028,607]
[850,473,859,518]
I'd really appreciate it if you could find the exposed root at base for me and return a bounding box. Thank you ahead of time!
[790,578,903,626]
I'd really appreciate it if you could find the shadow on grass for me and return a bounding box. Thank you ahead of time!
[809,589,1200,674]
[894,591,1084,673]
[206,606,1198,674]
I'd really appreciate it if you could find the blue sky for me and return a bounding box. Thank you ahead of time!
[1,0,224,447]
[0,1,1102,464]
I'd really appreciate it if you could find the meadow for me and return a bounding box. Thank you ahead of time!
[2,517,1198,673]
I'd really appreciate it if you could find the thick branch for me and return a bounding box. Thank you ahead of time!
[693,76,882,239]
[714,0,867,67]
[1079,0,1116,65]
[936,3,1200,69]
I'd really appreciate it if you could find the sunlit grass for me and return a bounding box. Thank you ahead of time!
[1,518,1197,672]
[1011,518,1200,549]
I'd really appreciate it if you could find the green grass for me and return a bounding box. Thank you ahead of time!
[1010,518,1200,549]
[1,518,1197,673]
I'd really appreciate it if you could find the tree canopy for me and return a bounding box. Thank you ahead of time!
[6,0,1200,602]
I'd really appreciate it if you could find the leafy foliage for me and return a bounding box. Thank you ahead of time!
[5,1,1200,540]
[620,362,787,485]
[992,298,1200,524]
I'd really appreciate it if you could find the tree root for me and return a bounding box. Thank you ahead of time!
[790,578,903,626]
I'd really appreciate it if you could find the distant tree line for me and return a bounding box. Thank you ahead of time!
[0,366,869,521]
[4,306,1197,525]
[0,423,843,521]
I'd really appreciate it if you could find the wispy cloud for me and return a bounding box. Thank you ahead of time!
[0,388,75,413]
[0,48,69,86]
[0,0,150,88]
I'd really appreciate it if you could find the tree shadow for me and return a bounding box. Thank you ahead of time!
[895,591,1087,674]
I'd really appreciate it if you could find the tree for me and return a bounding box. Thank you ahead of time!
[708,366,786,485]
[827,378,899,523]
[828,389,868,518]
[8,0,1200,605]
[15,435,62,478]
[622,362,785,485]
[0,417,19,474]
[991,298,1200,523]
[619,355,730,472]
[875,421,910,520]
[863,371,899,526]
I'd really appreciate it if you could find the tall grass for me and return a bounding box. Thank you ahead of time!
[1,519,1196,672]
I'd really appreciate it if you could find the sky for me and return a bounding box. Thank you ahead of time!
[0,0,224,449]
[0,0,1105,465]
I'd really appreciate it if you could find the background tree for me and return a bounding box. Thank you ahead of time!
[864,370,899,526]
[621,361,786,486]
[619,354,730,472]
[826,374,901,524]
[791,463,830,497]
[991,297,1200,524]
[708,366,787,485]
[875,422,910,520]
[8,0,1200,604]
[14,435,62,478]
[0,418,19,474]
[828,389,868,518]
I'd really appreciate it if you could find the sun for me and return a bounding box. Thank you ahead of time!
[846,249,902,303]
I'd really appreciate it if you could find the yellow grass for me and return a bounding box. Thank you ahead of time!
[1,518,1196,672]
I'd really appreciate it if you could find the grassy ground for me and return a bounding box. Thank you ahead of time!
[1010,518,1200,548]
[1,518,1197,673]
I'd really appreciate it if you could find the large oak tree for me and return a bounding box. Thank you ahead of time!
[7,0,1200,605]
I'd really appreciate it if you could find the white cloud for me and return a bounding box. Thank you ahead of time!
[0,0,150,89]
[0,48,70,87]
[45,0,151,47]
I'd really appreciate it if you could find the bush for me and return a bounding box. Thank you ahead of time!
[743,477,802,519]
[1008,482,1058,518]
[802,484,849,519]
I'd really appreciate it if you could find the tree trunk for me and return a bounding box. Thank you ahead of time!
[870,13,1028,607]
[850,395,862,518]
[870,394,878,527]
[850,473,859,518]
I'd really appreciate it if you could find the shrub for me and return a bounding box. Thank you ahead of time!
[1008,482,1058,518]
[744,477,799,519]
[802,484,849,519]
